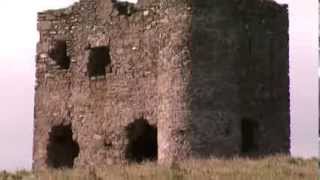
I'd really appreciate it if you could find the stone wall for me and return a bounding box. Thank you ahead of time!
[33,0,290,170]
[189,0,290,157]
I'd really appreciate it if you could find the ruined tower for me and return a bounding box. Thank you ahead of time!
[33,0,290,169]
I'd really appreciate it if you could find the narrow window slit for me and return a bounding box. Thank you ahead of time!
[248,37,253,57]
[241,118,259,155]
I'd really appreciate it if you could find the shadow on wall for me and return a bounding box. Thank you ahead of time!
[188,0,289,157]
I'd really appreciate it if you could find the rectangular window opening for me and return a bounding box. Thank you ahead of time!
[88,46,112,79]
[49,40,70,70]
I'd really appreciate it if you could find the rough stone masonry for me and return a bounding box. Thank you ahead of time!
[33,0,290,169]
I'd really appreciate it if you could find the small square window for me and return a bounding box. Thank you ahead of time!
[49,40,70,70]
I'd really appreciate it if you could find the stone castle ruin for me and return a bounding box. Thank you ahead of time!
[33,0,290,169]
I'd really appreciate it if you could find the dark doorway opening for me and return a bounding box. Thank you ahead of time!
[88,46,111,78]
[125,118,157,163]
[241,118,259,155]
[49,40,70,69]
[47,124,79,168]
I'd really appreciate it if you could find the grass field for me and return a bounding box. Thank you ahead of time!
[0,155,317,180]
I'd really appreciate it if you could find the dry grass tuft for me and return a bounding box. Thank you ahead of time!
[0,155,317,180]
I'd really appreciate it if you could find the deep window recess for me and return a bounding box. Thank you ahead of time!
[241,118,259,155]
[46,124,79,168]
[111,0,137,16]
[49,40,70,69]
[125,118,157,163]
[88,46,111,78]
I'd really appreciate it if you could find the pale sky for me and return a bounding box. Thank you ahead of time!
[0,0,318,171]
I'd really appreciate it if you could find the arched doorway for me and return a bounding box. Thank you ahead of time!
[125,118,157,162]
[46,124,79,168]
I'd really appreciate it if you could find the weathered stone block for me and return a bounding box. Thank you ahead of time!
[37,21,52,31]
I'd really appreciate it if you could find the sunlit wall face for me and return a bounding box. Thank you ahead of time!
[0,0,79,172]
[0,0,318,171]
